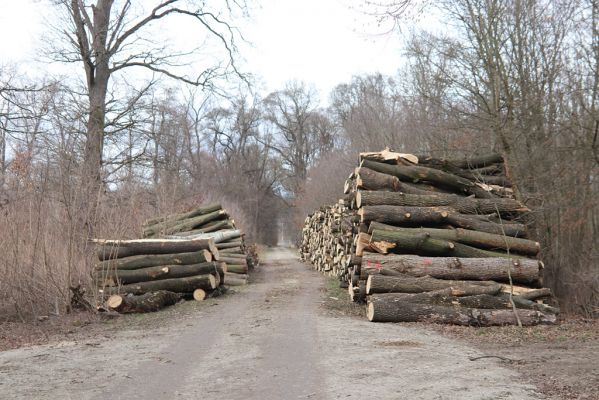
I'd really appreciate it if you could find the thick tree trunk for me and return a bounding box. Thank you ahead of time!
[367,291,558,314]
[356,191,528,215]
[224,275,248,286]
[144,203,222,227]
[94,238,217,261]
[365,274,502,295]
[94,249,213,271]
[361,159,496,199]
[169,229,242,243]
[174,219,236,237]
[361,253,541,283]
[106,290,181,313]
[95,261,224,285]
[355,167,402,191]
[369,229,518,259]
[144,209,228,237]
[418,153,504,169]
[101,274,217,296]
[225,264,249,274]
[367,223,539,256]
[359,205,527,237]
[367,299,556,325]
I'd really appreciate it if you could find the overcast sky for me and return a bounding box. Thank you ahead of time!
[0,0,411,99]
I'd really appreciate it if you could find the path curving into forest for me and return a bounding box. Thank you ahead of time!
[0,247,541,399]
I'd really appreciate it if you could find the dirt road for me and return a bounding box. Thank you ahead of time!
[0,247,542,399]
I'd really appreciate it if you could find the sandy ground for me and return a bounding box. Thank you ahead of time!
[0,247,544,400]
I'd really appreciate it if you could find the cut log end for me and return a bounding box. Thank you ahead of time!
[367,302,375,322]
[107,295,124,310]
[193,289,206,301]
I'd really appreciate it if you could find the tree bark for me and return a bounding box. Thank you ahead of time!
[225,264,248,274]
[361,253,541,283]
[94,238,217,261]
[367,299,556,325]
[95,261,224,285]
[361,159,496,198]
[94,249,213,271]
[365,274,502,295]
[174,219,236,237]
[359,205,527,237]
[101,274,217,296]
[418,153,504,169]
[144,203,222,227]
[367,223,539,256]
[143,209,228,237]
[355,167,402,191]
[106,290,181,313]
[356,191,528,215]
[169,229,242,243]
[369,229,519,258]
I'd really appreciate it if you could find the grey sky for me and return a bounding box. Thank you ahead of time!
[0,0,411,98]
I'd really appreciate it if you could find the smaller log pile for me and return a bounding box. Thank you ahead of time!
[94,202,256,313]
[300,201,356,277]
[301,148,558,326]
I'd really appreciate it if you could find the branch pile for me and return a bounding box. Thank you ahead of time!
[301,148,557,326]
[94,202,257,313]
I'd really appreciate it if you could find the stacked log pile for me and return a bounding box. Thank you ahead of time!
[94,203,256,313]
[301,148,558,326]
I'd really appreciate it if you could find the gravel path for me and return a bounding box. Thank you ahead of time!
[0,247,542,399]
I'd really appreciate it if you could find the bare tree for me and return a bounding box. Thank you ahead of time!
[51,0,247,217]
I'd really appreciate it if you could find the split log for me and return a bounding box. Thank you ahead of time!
[94,238,218,261]
[359,148,419,164]
[369,229,517,259]
[361,159,496,199]
[101,274,217,296]
[356,191,528,215]
[359,205,527,237]
[367,223,539,256]
[361,253,541,283]
[365,274,502,295]
[106,290,181,313]
[367,298,556,325]
[94,250,213,271]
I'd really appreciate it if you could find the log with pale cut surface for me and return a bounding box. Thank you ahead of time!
[106,290,182,313]
[94,238,218,261]
[355,167,402,191]
[361,159,496,199]
[366,298,556,325]
[169,229,242,243]
[359,205,527,237]
[174,219,236,237]
[369,229,531,259]
[94,249,213,271]
[365,274,502,295]
[359,148,419,164]
[361,253,541,283]
[192,288,206,301]
[355,191,528,215]
[101,274,217,296]
[367,223,539,256]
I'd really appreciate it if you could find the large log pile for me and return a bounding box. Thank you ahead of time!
[301,148,557,326]
[94,202,257,313]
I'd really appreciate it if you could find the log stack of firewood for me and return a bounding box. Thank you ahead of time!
[301,148,558,326]
[93,203,256,313]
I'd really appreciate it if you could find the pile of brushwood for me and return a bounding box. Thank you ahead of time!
[93,203,257,313]
[301,148,558,326]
